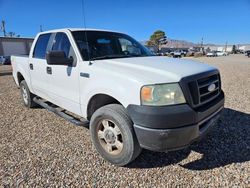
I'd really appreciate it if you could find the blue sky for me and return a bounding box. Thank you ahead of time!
[0,0,250,44]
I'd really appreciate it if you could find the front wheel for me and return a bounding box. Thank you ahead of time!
[90,104,141,166]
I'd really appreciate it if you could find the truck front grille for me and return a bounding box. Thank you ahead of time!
[187,73,221,107]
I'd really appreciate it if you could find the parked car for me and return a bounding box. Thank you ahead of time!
[156,52,164,56]
[3,56,11,65]
[216,51,227,56]
[0,56,11,65]
[0,56,6,65]
[164,52,170,56]
[206,51,217,57]
[172,51,182,58]
[12,28,224,166]
[245,50,250,57]
[180,50,187,57]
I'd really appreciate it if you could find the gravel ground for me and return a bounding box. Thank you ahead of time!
[0,54,249,187]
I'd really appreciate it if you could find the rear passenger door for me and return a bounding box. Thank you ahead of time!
[46,32,81,116]
[29,33,52,99]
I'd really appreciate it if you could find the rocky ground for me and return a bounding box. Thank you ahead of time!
[0,54,249,187]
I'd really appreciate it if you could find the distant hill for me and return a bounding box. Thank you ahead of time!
[162,39,197,48]
[141,38,198,48]
[141,39,250,49]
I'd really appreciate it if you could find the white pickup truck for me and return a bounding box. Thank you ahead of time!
[12,28,224,166]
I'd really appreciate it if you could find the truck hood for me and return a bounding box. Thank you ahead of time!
[95,56,217,84]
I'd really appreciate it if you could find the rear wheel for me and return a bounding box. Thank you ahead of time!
[90,104,141,166]
[20,80,36,108]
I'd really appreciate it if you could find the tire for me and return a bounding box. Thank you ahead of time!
[90,104,142,166]
[20,80,36,108]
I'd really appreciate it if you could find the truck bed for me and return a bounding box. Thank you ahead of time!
[11,55,30,87]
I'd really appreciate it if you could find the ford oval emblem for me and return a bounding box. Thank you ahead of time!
[208,83,216,92]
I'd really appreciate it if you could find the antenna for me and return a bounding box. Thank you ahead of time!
[225,41,228,52]
[81,0,91,64]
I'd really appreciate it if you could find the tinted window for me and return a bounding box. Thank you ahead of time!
[52,33,71,57]
[72,31,154,61]
[118,38,141,55]
[33,33,51,59]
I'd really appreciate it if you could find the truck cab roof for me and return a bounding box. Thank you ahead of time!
[39,28,125,35]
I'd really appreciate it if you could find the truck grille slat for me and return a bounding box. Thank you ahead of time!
[200,88,219,97]
[198,80,219,88]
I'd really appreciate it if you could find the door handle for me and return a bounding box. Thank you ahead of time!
[46,67,52,74]
[29,64,33,70]
[80,72,90,78]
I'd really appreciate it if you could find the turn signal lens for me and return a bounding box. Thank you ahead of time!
[141,86,153,102]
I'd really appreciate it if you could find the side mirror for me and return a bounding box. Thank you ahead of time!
[46,51,73,65]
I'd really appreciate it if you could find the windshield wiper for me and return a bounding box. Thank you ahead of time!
[89,54,153,61]
[90,54,132,61]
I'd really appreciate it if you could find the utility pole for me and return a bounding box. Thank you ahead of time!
[225,41,228,52]
[201,37,204,53]
[1,20,6,37]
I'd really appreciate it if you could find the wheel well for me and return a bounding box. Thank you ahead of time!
[87,94,121,120]
[17,72,24,85]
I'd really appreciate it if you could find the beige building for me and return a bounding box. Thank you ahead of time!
[0,37,33,56]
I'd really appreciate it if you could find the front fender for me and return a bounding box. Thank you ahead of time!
[80,79,141,118]
[78,62,145,118]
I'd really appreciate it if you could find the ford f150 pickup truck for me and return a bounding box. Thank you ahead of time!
[12,28,224,166]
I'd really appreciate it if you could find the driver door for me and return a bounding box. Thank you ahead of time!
[46,32,81,116]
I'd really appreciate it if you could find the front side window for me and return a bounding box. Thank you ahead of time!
[72,31,154,61]
[118,38,142,56]
[33,33,51,59]
[52,33,72,57]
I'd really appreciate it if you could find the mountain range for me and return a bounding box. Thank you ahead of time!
[141,39,250,48]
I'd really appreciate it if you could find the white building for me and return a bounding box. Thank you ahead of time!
[239,45,250,51]
[204,45,233,52]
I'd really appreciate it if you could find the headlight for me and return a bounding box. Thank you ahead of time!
[141,83,186,106]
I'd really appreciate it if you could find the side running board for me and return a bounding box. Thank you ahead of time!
[33,97,89,127]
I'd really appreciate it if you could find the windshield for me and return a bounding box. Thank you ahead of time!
[72,31,154,61]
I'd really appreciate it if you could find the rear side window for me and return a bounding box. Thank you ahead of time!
[52,33,71,57]
[33,33,51,59]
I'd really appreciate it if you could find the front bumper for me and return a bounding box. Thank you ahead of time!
[127,91,224,152]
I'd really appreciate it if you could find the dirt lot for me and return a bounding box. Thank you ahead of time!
[0,54,249,187]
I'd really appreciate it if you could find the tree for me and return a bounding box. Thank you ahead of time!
[8,32,16,37]
[4,32,20,38]
[147,30,167,52]
[232,45,237,54]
